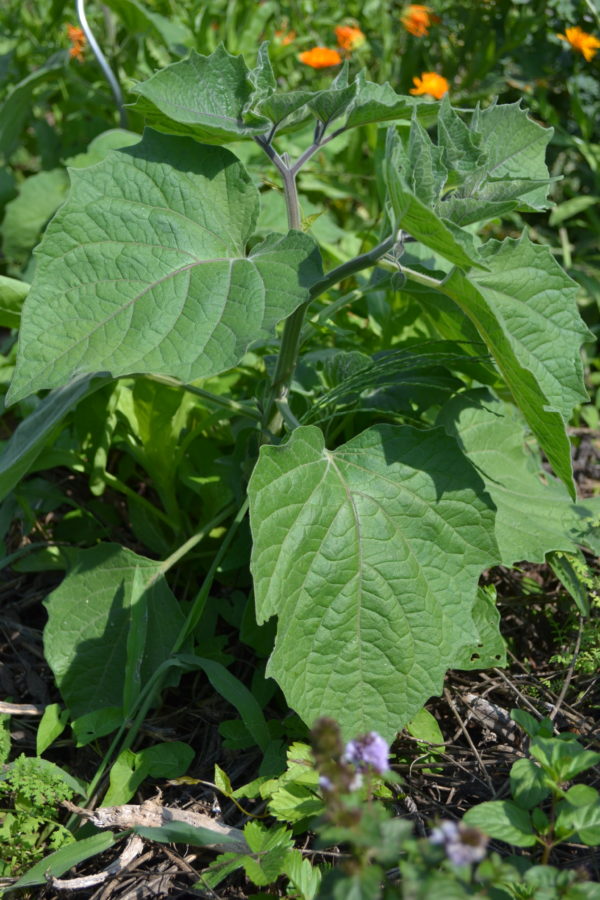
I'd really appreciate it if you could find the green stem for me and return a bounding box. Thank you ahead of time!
[103,471,173,526]
[396,263,445,291]
[309,233,397,301]
[171,498,249,653]
[145,374,261,421]
[254,129,400,437]
[154,503,237,580]
[258,145,306,435]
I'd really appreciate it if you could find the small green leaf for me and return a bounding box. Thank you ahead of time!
[463,800,537,847]
[408,114,447,207]
[36,703,69,756]
[244,820,293,853]
[13,832,116,889]
[308,82,358,129]
[8,130,322,404]
[131,46,270,143]
[242,845,291,887]
[71,707,124,746]
[510,709,551,739]
[284,849,322,900]
[0,274,29,327]
[386,131,484,269]
[437,95,485,176]
[405,708,444,746]
[247,42,277,101]
[104,741,194,805]
[530,736,600,782]
[214,763,234,797]
[343,74,429,130]
[556,792,600,846]
[249,424,498,738]
[564,785,599,807]
[198,852,245,890]
[510,758,550,810]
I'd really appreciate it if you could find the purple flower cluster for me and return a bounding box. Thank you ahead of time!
[343,731,390,775]
[429,820,488,866]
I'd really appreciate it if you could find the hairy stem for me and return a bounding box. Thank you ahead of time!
[254,132,400,437]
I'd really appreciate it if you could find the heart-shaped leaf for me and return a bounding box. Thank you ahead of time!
[249,424,498,738]
[8,130,322,404]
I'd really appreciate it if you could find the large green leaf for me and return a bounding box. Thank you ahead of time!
[249,424,498,739]
[7,130,322,404]
[437,390,591,564]
[65,128,141,169]
[440,244,582,497]
[474,101,554,211]
[465,236,588,422]
[43,544,185,722]
[131,46,271,143]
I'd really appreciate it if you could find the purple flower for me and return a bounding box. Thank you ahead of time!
[318,775,333,792]
[343,731,390,774]
[430,820,488,866]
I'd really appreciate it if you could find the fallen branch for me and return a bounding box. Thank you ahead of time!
[63,799,249,854]
[49,834,144,892]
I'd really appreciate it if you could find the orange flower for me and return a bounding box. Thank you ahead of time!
[409,71,449,99]
[298,47,343,68]
[66,23,86,62]
[401,5,437,37]
[334,25,366,51]
[275,28,297,46]
[557,25,600,62]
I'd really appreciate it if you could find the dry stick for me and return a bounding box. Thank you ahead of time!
[549,614,585,722]
[444,688,494,793]
[492,665,549,721]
